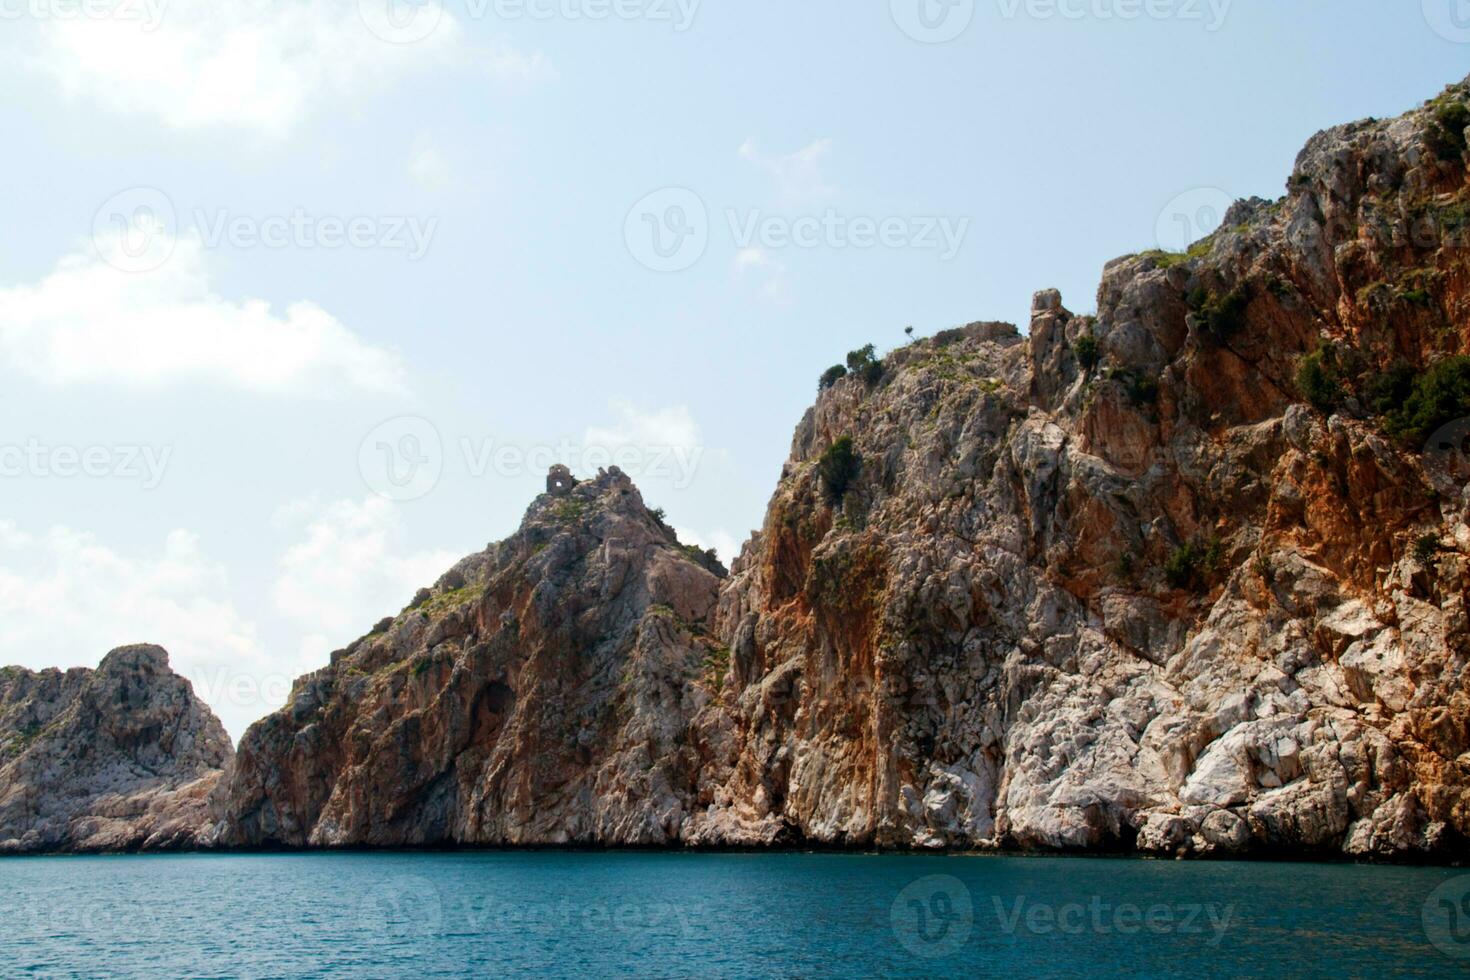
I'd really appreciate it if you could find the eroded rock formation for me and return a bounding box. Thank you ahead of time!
[12,76,1470,861]
[0,645,231,853]
[207,469,730,847]
[699,80,1470,858]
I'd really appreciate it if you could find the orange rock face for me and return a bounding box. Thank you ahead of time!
[207,470,732,847]
[200,75,1470,860]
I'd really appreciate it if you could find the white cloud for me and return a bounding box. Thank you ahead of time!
[580,400,707,492]
[733,247,767,272]
[11,0,548,137]
[585,400,701,456]
[0,521,273,742]
[732,246,791,305]
[673,525,741,566]
[0,228,407,395]
[482,38,557,83]
[408,134,453,189]
[739,138,837,204]
[273,496,459,665]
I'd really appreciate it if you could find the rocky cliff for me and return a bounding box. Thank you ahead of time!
[16,76,1470,861]
[699,78,1470,859]
[210,75,1470,860]
[207,469,730,847]
[0,645,232,853]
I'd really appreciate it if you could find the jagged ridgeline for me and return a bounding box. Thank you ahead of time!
[5,76,1470,858]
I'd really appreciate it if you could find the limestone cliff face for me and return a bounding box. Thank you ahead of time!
[24,77,1470,860]
[207,469,729,847]
[0,646,232,854]
[700,80,1470,858]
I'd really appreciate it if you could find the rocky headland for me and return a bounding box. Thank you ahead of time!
[8,76,1470,860]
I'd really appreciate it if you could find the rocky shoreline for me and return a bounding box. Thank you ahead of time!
[5,75,1470,863]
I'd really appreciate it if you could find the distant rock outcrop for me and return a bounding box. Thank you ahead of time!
[0,646,232,853]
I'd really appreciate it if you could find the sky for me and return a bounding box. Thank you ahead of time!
[0,0,1465,740]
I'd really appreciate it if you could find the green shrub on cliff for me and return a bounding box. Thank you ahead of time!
[817,436,861,504]
[1384,356,1470,446]
[1188,288,1249,345]
[1296,347,1345,413]
[1165,536,1223,591]
[818,364,848,391]
[1427,101,1470,162]
[846,344,884,385]
[1074,333,1100,372]
[1365,361,1417,417]
[1105,367,1158,407]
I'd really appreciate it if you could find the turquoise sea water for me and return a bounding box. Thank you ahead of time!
[1,852,1466,978]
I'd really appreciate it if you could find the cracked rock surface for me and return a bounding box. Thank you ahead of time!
[0,645,231,854]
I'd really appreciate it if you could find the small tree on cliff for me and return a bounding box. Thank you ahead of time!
[818,437,862,505]
[819,364,848,391]
[846,344,884,385]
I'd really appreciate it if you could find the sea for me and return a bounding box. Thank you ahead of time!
[1,851,1466,977]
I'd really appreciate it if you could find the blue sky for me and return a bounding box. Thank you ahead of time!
[0,0,1464,738]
